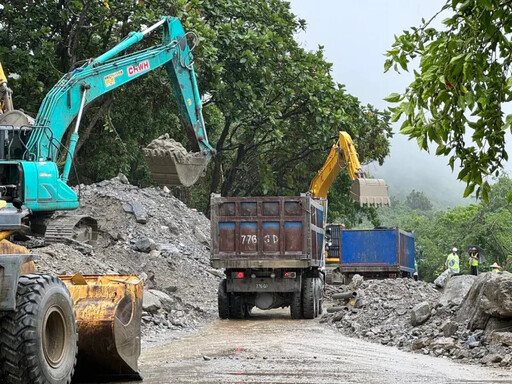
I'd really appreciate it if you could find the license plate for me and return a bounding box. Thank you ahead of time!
[256,283,269,289]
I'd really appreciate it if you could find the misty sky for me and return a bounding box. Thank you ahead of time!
[288,0,511,206]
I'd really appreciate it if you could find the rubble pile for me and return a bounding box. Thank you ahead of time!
[27,175,223,338]
[322,273,512,367]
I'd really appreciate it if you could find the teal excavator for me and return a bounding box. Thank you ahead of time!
[0,17,213,384]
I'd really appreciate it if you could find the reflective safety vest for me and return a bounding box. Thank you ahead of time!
[469,255,479,267]
[446,253,460,274]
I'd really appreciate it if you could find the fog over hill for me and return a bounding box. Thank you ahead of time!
[290,0,511,208]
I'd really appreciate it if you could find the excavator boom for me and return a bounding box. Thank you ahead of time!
[309,131,390,206]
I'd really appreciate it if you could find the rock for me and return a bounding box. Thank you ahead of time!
[439,275,477,307]
[434,269,451,288]
[482,353,503,364]
[208,269,224,279]
[113,172,129,184]
[457,272,512,330]
[348,274,364,289]
[467,334,481,348]
[143,290,162,314]
[500,354,512,367]
[162,186,170,194]
[442,321,459,337]
[484,317,512,333]
[410,301,431,326]
[203,355,211,361]
[487,331,512,347]
[131,201,148,224]
[431,337,456,351]
[194,226,210,246]
[412,337,431,350]
[134,238,156,253]
[148,289,174,311]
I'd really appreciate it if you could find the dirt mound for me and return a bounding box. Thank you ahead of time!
[323,275,512,368]
[25,175,223,338]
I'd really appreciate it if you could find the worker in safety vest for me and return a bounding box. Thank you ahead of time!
[468,247,479,276]
[491,262,502,274]
[445,247,460,275]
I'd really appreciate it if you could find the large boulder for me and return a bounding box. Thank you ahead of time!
[143,290,162,314]
[410,301,431,326]
[439,275,477,307]
[457,271,512,330]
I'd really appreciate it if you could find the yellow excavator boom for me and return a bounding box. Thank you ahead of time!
[309,131,390,206]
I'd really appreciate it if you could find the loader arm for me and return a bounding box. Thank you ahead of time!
[25,17,214,183]
[309,131,390,206]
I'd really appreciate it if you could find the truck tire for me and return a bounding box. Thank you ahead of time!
[229,294,246,319]
[0,274,78,384]
[302,277,317,319]
[290,291,303,319]
[218,280,230,319]
[316,277,324,315]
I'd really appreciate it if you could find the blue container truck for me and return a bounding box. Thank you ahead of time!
[327,227,416,282]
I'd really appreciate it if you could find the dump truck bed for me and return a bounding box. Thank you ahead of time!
[210,194,326,269]
[337,228,415,275]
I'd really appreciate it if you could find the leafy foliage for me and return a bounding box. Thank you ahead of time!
[385,0,512,202]
[405,190,433,211]
[0,0,392,219]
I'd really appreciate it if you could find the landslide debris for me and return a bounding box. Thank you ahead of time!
[322,274,512,368]
[24,175,222,339]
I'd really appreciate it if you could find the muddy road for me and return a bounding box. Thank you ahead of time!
[113,309,512,384]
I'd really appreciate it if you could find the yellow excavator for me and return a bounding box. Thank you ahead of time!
[309,131,390,206]
[0,17,212,383]
[308,131,390,282]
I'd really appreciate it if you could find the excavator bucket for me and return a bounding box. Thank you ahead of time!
[350,178,391,207]
[143,134,211,187]
[59,274,143,380]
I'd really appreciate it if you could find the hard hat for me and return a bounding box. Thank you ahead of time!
[491,262,501,269]
[452,247,457,252]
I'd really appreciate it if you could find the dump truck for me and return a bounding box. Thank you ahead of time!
[0,17,213,383]
[327,227,416,283]
[211,194,326,319]
[211,132,390,319]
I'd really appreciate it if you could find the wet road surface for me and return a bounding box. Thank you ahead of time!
[119,309,512,384]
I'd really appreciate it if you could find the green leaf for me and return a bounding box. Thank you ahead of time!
[384,93,401,103]
[463,183,475,198]
[507,191,512,204]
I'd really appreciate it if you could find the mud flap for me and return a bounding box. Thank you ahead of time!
[143,146,210,187]
[59,274,143,381]
[350,178,391,206]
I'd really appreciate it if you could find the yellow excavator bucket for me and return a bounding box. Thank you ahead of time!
[351,178,391,206]
[59,274,143,380]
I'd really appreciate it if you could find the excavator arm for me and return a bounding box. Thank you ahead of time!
[309,131,390,206]
[26,17,213,183]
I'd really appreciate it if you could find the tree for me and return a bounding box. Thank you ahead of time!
[0,0,392,216]
[405,190,433,211]
[384,0,512,203]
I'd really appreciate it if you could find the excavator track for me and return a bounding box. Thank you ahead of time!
[44,214,98,245]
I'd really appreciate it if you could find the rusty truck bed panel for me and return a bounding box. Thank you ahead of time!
[210,194,325,269]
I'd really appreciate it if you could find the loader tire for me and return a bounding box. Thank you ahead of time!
[0,274,78,384]
[302,277,317,319]
[229,294,246,319]
[290,291,303,319]
[218,280,230,319]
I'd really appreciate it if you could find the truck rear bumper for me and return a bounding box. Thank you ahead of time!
[212,259,317,269]
[227,277,301,293]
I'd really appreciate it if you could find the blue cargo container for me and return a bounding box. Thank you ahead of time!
[337,228,415,279]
